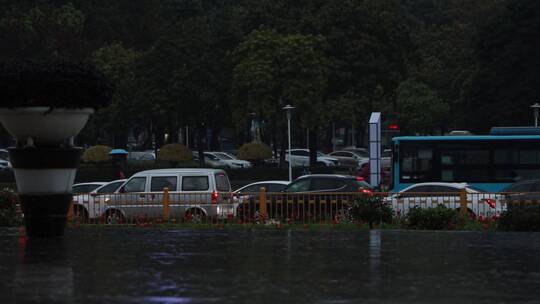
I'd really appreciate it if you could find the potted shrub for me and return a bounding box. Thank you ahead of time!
[237,142,272,167]
[82,145,113,163]
[157,144,192,167]
[0,60,112,237]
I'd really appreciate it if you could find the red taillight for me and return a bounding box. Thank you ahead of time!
[211,191,219,204]
[356,176,365,181]
[361,189,372,194]
[484,198,496,209]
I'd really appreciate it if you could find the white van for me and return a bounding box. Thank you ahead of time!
[102,168,232,223]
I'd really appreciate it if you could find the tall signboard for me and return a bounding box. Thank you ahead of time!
[369,112,381,187]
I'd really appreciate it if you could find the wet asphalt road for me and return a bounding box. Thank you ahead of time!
[0,227,539,303]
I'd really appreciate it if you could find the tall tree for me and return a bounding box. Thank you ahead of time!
[232,29,328,165]
[467,0,540,131]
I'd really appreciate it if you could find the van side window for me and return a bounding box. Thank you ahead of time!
[182,176,209,191]
[151,176,177,191]
[124,177,146,193]
[215,173,231,191]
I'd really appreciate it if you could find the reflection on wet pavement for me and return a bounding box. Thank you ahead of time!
[0,227,539,303]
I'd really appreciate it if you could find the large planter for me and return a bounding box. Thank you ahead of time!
[9,147,82,237]
[0,107,94,146]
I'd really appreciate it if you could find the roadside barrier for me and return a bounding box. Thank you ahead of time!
[62,187,540,226]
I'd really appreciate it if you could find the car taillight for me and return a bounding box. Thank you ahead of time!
[356,176,365,181]
[360,188,372,194]
[211,191,219,204]
[484,198,496,209]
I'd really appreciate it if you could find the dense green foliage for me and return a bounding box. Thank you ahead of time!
[82,145,112,163]
[157,144,192,165]
[406,205,459,230]
[0,0,536,148]
[348,195,393,228]
[237,142,272,161]
[499,205,540,231]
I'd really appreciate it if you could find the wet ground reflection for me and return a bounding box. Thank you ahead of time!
[1,227,540,303]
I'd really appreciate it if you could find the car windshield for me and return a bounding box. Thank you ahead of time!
[216,153,234,160]
[348,150,369,158]
[317,152,325,157]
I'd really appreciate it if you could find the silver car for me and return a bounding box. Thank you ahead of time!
[102,169,233,223]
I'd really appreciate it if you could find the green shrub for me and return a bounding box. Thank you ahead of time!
[157,144,192,166]
[348,195,393,228]
[237,142,272,162]
[82,145,112,163]
[499,205,540,231]
[406,205,458,230]
[0,190,21,227]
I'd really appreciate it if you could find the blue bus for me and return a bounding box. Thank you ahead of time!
[391,135,540,192]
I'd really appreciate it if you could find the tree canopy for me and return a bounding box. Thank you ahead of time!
[0,0,536,152]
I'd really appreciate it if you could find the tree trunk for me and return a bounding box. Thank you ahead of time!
[309,126,318,167]
[272,122,278,166]
[197,125,206,167]
[326,124,333,153]
[210,126,221,151]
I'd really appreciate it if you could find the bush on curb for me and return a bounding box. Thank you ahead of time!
[499,205,540,231]
[0,190,21,227]
[406,205,458,230]
[157,144,192,167]
[348,195,393,228]
[82,145,112,163]
[237,142,272,164]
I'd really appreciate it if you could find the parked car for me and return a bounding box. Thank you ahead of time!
[384,182,504,216]
[204,151,252,169]
[341,147,369,159]
[72,182,107,194]
[340,147,392,169]
[72,179,126,221]
[102,168,232,223]
[381,148,392,169]
[128,150,156,161]
[235,181,290,193]
[502,180,540,205]
[285,149,339,167]
[236,175,372,222]
[328,150,369,168]
[233,180,290,213]
[284,174,372,193]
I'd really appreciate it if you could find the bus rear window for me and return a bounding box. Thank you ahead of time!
[215,173,231,191]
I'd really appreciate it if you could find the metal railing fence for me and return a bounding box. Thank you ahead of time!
[66,187,540,225]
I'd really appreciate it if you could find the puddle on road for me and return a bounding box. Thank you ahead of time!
[1,228,539,303]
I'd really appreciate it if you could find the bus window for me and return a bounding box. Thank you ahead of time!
[400,146,433,182]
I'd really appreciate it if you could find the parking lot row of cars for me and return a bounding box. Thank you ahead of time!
[71,166,540,224]
[127,147,392,170]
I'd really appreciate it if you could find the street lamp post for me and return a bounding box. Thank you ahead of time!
[531,103,540,127]
[283,104,294,182]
